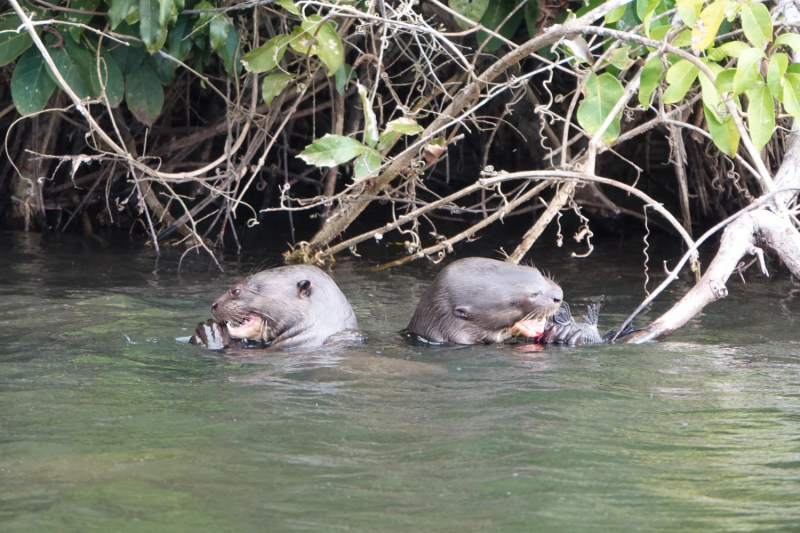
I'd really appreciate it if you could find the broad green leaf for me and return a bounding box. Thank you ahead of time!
[192,0,213,31]
[733,47,764,96]
[46,35,95,99]
[782,75,800,122]
[301,16,344,74]
[716,69,735,93]
[353,149,381,181]
[774,33,800,52]
[108,0,138,30]
[158,0,177,27]
[768,53,788,101]
[672,29,692,48]
[706,41,751,60]
[525,0,542,38]
[662,59,699,104]
[209,15,230,52]
[125,63,164,125]
[109,41,146,74]
[576,72,626,145]
[89,48,125,107]
[276,0,299,15]
[450,0,490,29]
[609,46,634,70]
[704,103,739,156]
[10,47,57,114]
[147,53,175,85]
[740,2,772,49]
[691,0,728,52]
[788,64,800,75]
[477,0,524,52]
[218,23,242,76]
[745,81,774,151]
[139,0,167,51]
[288,26,312,55]
[639,55,663,109]
[59,0,100,43]
[167,14,193,61]
[676,0,704,7]
[357,83,379,148]
[677,5,699,27]
[297,134,368,167]
[697,62,724,121]
[334,63,354,94]
[605,4,627,24]
[639,0,660,35]
[241,34,291,73]
[0,13,33,67]
[261,71,295,105]
[648,24,671,43]
[385,117,424,135]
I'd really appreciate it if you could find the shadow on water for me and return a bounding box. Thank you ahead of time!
[1,232,800,532]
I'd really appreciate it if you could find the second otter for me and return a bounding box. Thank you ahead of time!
[407,257,564,344]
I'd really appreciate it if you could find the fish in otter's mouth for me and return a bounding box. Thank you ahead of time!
[224,314,265,340]
[509,303,561,340]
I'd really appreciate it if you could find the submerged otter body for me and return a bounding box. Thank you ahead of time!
[407,258,564,344]
[190,265,358,351]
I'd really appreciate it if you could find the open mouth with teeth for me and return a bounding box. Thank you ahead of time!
[225,315,264,340]
[510,317,547,339]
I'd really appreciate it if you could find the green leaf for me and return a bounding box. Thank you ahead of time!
[768,53,788,101]
[241,34,291,73]
[609,46,634,70]
[639,0,660,35]
[788,64,800,75]
[146,53,174,85]
[139,0,167,51]
[716,68,735,93]
[639,55,663,109]
[0,12,33,67]
[11,47,57,114]
[377,117,424,151]
[605,4,627,24]
[334,63,354,94]
[697,62,724,121]
[672,29,692,48]
[740,2,772,50]
[524,0,542,38]
[774,33,800,52]
[733,47,765,96]
[125,63,164,125]
[477,0,524,52]
[662,59,699,104]
[59,0,100,43]
[704,103,739,156]
[261,71,295,105]
[782,74,800,122]
[576,72,626,145]
[353,149,381,181]
[89,48,125,107]
[706,41,751,60]
[167,14,193,61]
[46,35,95,99]
[209,15,230,52]
[218,23,242,76]
[276,0,300,15]
[357,83,379,148]
[677,5,700,27]
[745,81,774,151]
[450,0,490,29]
[108,0,138,30]
[691,0,729,52]
[109,41,146,75]
[676,0,704,7]
[297,134,368,167]
[158,0,177,27]
[300,16,344,75]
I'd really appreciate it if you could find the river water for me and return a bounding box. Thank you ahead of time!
[1,231,799,532]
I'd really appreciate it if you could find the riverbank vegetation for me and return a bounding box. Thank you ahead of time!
[3,0,800,340]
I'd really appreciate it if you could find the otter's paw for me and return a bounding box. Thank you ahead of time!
[189,320,232,350]
[542,323,585,346]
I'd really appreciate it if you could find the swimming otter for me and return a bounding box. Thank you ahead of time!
[406,257,564,344]
[190,265,358,351]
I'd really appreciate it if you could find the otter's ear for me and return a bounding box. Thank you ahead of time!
[453,306,471,320]
[297,280,313,298]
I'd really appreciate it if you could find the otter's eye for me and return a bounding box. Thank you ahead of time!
[231,288,241,297]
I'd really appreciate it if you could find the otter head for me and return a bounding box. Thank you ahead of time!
[407,257,563,344]
[210,265,357,349]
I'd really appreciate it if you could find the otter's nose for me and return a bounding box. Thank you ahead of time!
[211,302,218,310]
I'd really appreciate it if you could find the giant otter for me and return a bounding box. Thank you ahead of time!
[190,265,358,351]
[407,257,566,344]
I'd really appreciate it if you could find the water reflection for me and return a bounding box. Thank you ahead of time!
[1,232,800,532]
